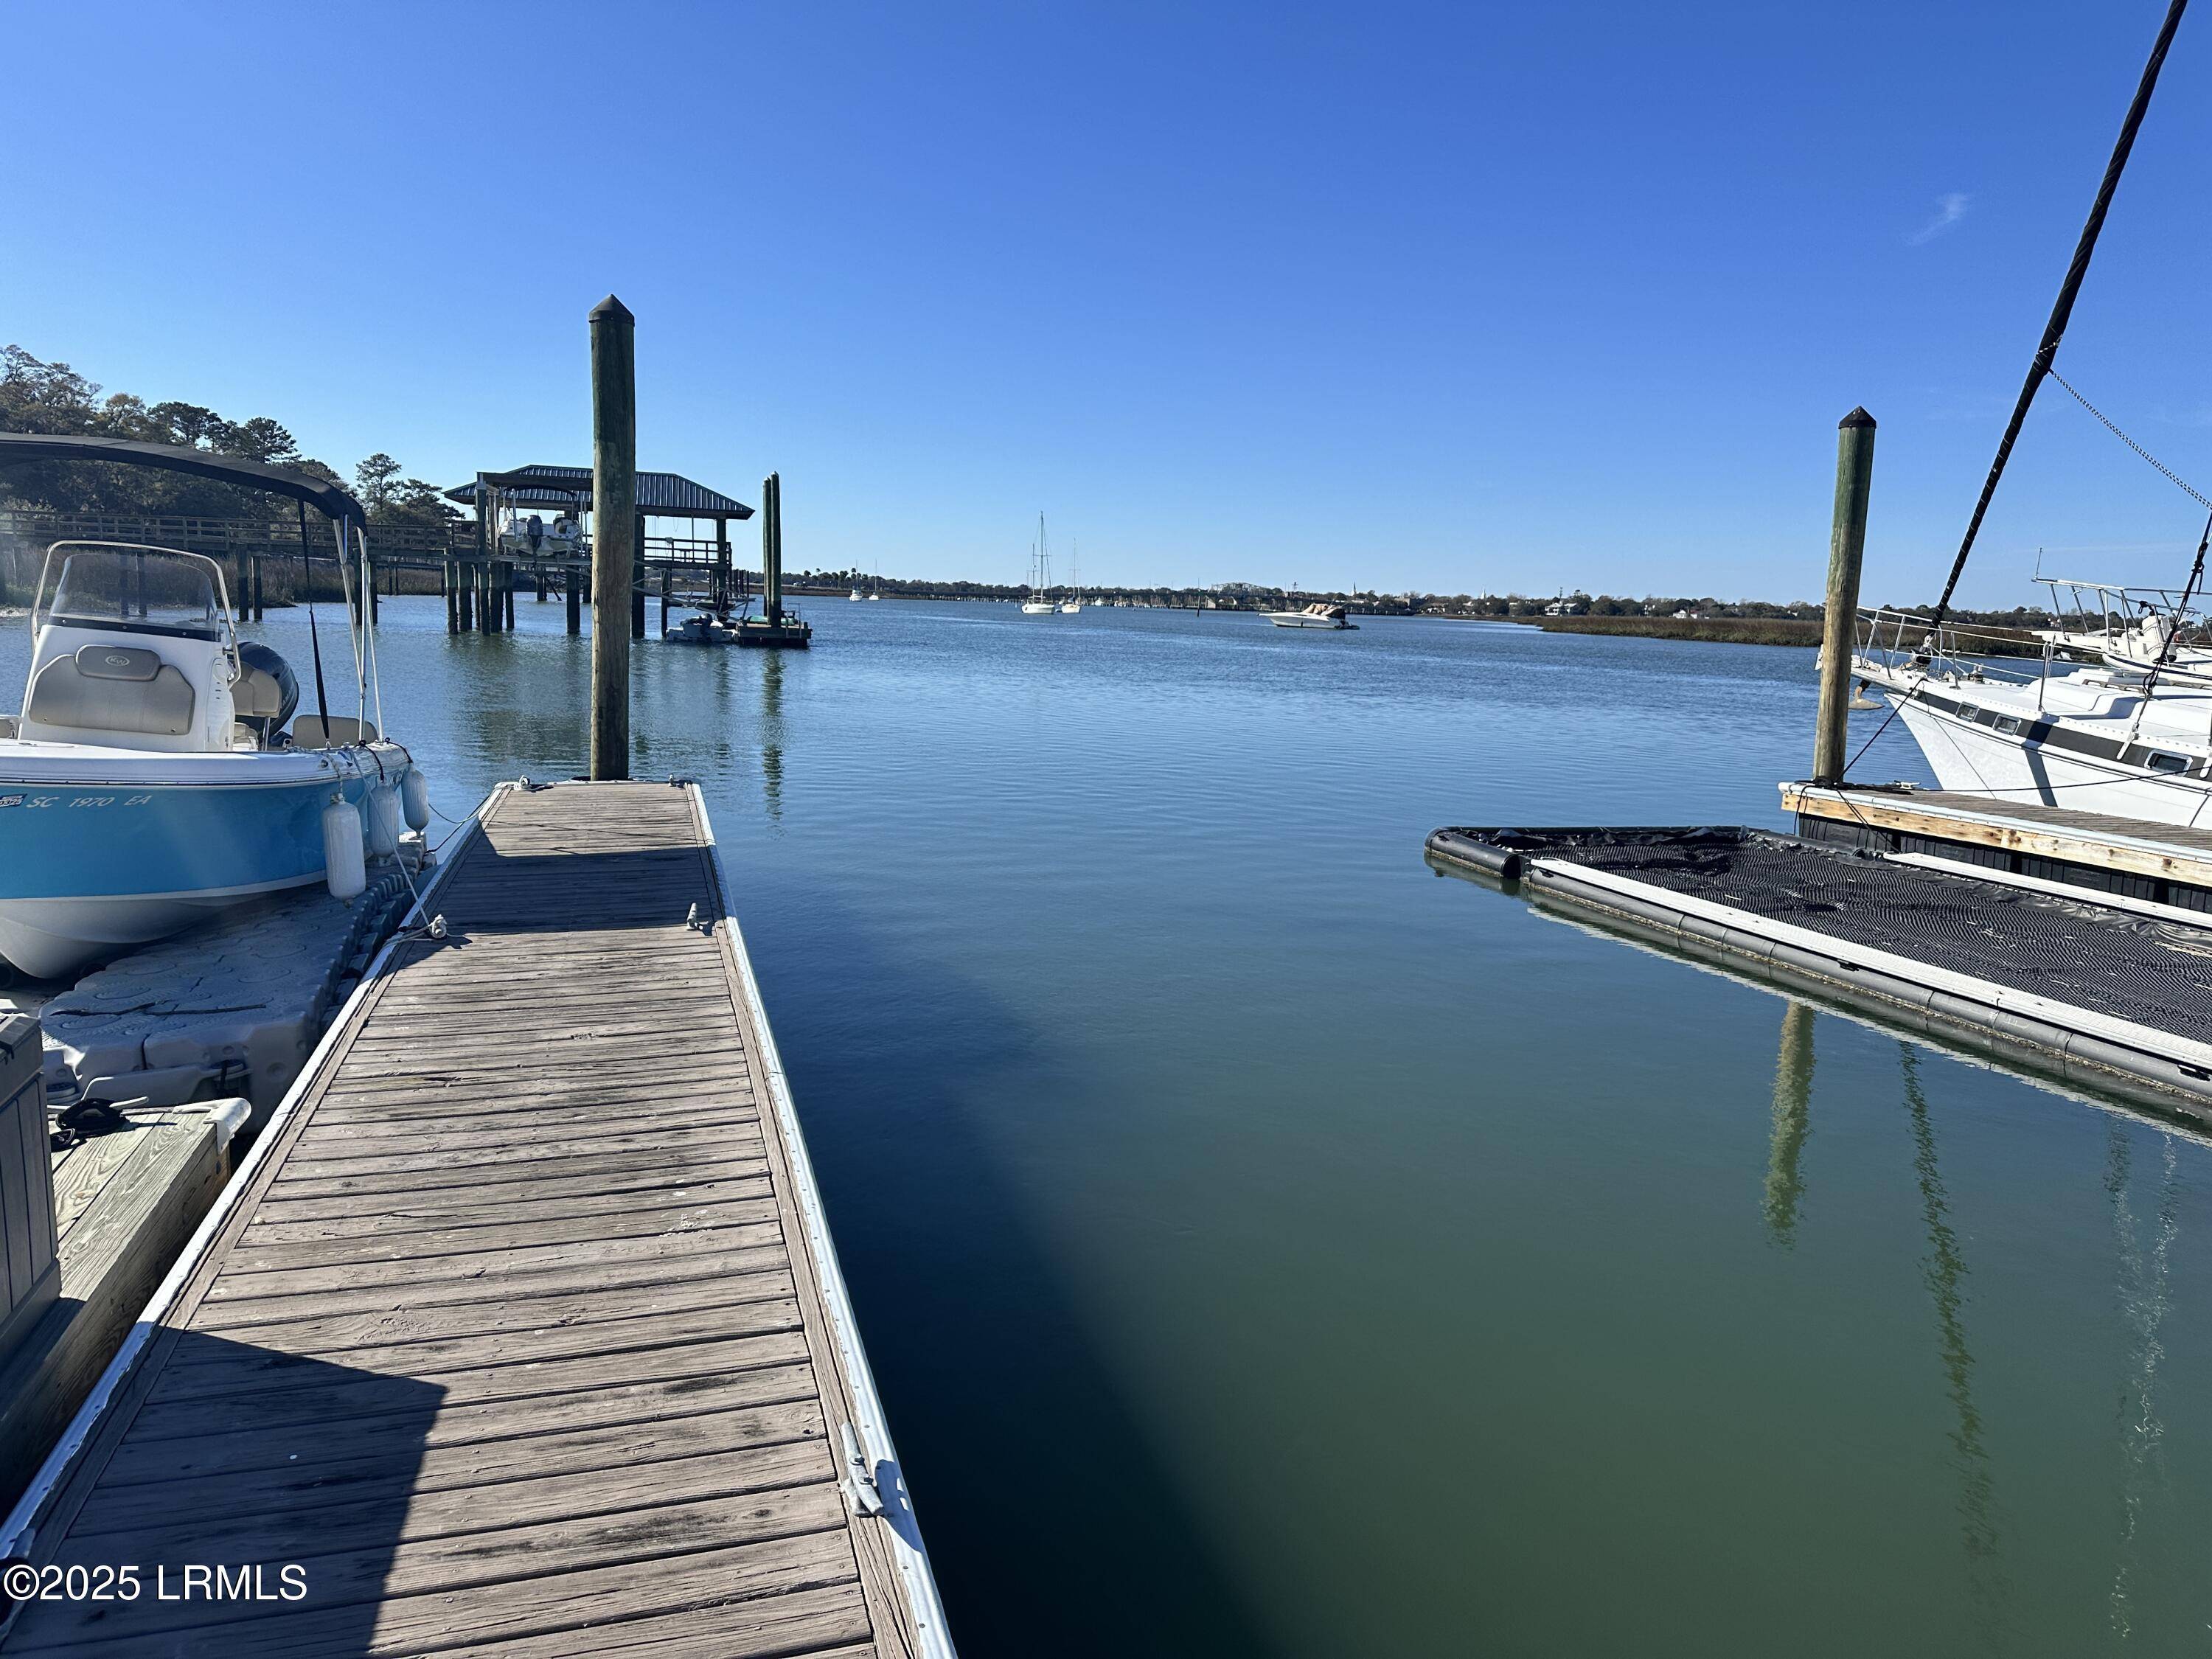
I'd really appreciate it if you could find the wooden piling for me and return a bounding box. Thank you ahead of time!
[591,296,637,780]
[251,556,264,622]
[763,473,784,625]
[661,563,672,634]
[504,562,515,630]
[566,566,582,635]
[1813,408,1876,785]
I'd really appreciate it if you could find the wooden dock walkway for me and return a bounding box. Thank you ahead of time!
[1784,782,2212,894]
[0,781,949,1658]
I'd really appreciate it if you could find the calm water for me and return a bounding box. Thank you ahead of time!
[10,596,2212,1655]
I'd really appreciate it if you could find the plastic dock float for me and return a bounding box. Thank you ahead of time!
[1427,822,2212,1125]
[0,780,952,1659]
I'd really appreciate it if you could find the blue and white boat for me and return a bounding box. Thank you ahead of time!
[0,437,426,979]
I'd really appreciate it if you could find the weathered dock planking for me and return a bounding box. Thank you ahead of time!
[1785,782,2212,898]
[0,1095,238,1511]
[0,780,950,1658]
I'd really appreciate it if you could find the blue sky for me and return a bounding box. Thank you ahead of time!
[5,1,2209,603]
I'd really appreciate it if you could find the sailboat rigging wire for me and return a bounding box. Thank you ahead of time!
[1845,0,2189,782]
[1927,0,2188,627]
[2046,366,2212,512]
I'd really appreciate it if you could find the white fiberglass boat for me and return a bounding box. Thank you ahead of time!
[1854,605,2212,828]
[1021,514,1058,613]
[1267,602,1357,630]
[0,436,425,978]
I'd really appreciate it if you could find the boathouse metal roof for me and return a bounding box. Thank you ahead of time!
[0,431,366,523]
[445,465,753,520]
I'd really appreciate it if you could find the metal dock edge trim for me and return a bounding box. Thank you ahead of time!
[0,787,498,1570]
[688,784,957,1659]
[1523,855,2212,1096]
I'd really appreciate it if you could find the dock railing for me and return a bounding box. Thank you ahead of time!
[1854,606,2059,698]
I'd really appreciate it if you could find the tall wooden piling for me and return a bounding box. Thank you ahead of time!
[1813,408,1877,785]
[591,296,637,780]
[504,562,515,630]
[566,565,582,634]
[763,472,784,625]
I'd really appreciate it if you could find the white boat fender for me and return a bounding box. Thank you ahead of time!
[367,785,403,860]
[323,794,367,900]
[400,768,431,832]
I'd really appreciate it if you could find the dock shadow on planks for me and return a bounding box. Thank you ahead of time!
[4,1332,440,1657]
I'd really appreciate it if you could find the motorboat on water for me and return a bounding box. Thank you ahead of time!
[665,609,741,645]
[0,434,425,979]
[1267,602,1357,630]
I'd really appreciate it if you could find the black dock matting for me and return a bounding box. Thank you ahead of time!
[1436,827,2212,1046]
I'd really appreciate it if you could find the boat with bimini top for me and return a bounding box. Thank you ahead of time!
[0,434,427,979]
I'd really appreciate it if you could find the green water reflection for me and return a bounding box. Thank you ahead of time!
[5,595,2208,1655]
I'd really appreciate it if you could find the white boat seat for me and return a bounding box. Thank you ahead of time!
[291,714,378,747]
[26,647,196,737]
[232,660,285,721]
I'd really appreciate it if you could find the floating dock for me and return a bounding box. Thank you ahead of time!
[0,780,950,1658]
[1428,800,2212,1124]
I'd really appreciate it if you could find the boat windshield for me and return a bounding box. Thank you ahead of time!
[35,546,226,641]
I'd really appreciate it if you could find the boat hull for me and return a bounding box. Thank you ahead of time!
[1891,696,2212,827]
[0,742,406,978]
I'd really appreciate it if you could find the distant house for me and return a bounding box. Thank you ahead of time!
[1543,599,1585,617]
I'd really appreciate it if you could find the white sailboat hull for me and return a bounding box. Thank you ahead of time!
[1891,695,2212,827]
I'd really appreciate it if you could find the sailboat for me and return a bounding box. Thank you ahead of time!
[1851,4,2208,826]
[0,434,428,978]
[1021,514,1057,614]
[1060,538,1083,613]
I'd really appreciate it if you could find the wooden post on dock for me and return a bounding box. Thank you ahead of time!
[763,473,784,625]
[660,563,672,634]
[1813,408,1877,785]
[504,563,515,630]
[251,556,264,622]
[442,562,456,633]
[566,564,582,634]
[591,295,637,780]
